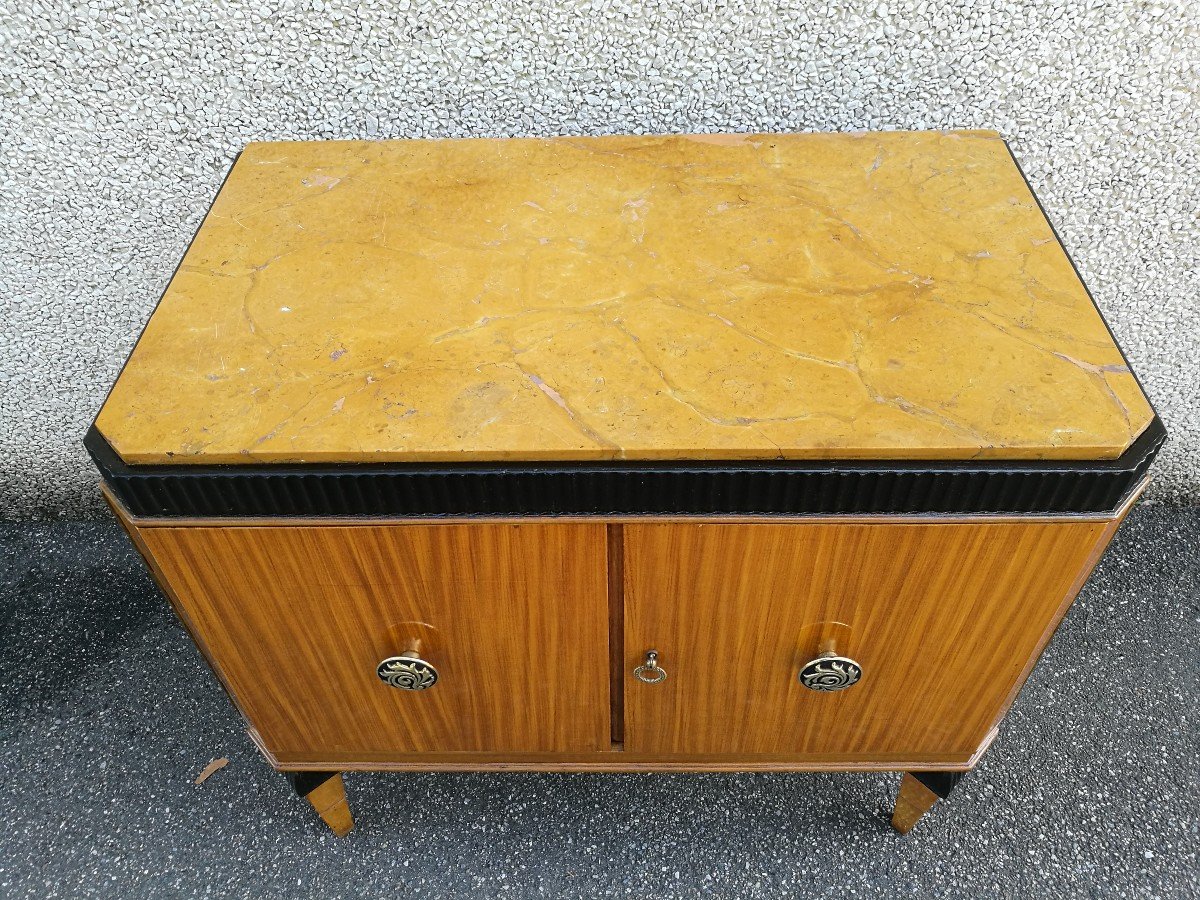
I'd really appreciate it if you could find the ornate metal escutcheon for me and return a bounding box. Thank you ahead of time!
[376,651,439,690]
[798,652,862,692]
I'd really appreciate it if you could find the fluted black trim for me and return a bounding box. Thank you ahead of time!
[86,417,1164,519]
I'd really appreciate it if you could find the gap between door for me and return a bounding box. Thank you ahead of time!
[607,523,625,748]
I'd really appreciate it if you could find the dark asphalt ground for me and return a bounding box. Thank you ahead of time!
[1,507,1197,899]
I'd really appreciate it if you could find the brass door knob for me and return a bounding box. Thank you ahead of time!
[633,649,667,684]
[798,652,862,692]
[377,651,439,690]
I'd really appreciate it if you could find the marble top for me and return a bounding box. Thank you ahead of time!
[96,131,1153,465]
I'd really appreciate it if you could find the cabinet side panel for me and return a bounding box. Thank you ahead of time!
[624,520,1112,758]
[135,523,610,760]
[108,496,262,739]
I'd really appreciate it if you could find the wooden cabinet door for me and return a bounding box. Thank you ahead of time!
[136,523,610,764]
[623,521,1113,763]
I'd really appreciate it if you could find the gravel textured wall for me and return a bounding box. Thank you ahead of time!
[2,1,1197,519]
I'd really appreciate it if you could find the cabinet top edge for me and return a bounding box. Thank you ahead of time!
[90,416,1162,520]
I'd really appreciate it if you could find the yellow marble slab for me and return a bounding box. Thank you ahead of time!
[96,131,1153,464]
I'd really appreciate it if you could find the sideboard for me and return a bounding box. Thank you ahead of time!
[88,130,1162,835]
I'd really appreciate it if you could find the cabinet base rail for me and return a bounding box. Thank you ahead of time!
[283,768,967,837]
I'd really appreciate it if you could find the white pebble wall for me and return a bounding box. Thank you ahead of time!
[1,0,1196,517]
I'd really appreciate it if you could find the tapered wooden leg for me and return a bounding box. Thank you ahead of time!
[891,774,939,833]
[891,771,965,834]
[287,771,355,836]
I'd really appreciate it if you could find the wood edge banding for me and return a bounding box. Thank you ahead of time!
[265,758,978,773]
